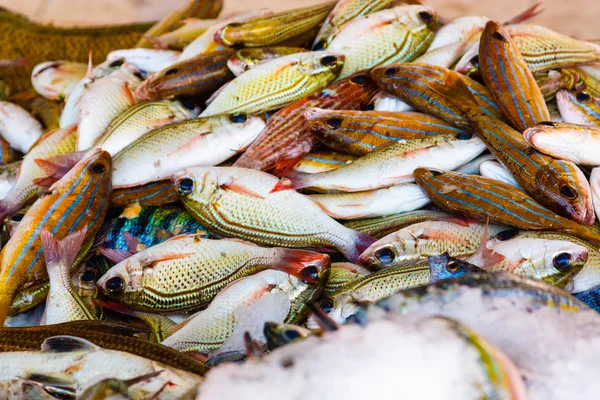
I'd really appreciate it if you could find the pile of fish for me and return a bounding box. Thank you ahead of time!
[0,0,599,398]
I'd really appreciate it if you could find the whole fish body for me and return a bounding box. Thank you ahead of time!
[135,50,236,101]
[97,235,329,313]
[0,125,78,225]
[233,70,378,171]
[172,166,375,264]
[556,89,600,125]
[308,183,430,220]
[200,51,344,118]
[92,99,200,156]
[305,109,464,156]
[0,150,112,325]
[110,180,178,207]
[31,60,88,101]
[111,115,265,188]
[327,5,439,79]
[275,132,486,192]
[227,47,308,76]
[0,101,43,153]
[292,151,357,174]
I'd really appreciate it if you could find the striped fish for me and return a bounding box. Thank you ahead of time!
[371,63,502,129]
[134,50,235,101]
[469,111,594,225]
[292,151,357,174]
[233,70,379,171]
[343,210,453,239]
[111,180,178,207]
[413,168,600,246]
[479,20,550,131]
[0,150,112,325]
[227,47,308,76]
[556,89,600,125]
[305,109,463,156]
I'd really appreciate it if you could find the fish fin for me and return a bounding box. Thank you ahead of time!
[138,251,196,267]
[86,50,93,79]
[92,299,136,317]
[270,171,309,193]
[272,249,330,284]
[33,152,86,189]
[122,231,144,253]
[23,373,75,388]
[272,155,304,172]
[244,331,264,359]
[469,218,505,268]
[205,82,230,105]
[504,2,544,25]
[188,353,209,363]
[440,217,471,227]
[98,247,133,263]
[156,228,175,242]
[168,315,196,334]
[41,335,100,353]
[124,370,163,386]
[344,232,377,264]
[306,302,338,332]
[41,227,88,277]
[221,178,265,199]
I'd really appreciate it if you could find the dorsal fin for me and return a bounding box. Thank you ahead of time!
[41,336,100,353]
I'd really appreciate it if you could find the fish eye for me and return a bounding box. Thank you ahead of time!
[445,261,460,273]
[576,92,591,102]
[553,252,573,272]
[91,163,106,174]
[133,71,144,80]
[282,329,302,341]
[81,269,96,283]
[176,177,195,196]
[418,11,434,23]
[318,299,334,313]
[384,67,398,77]
[229,113,247,123]
[106,276,124,294]
[228,22,242,28]
[165,68,178,76]
[180,99,196,110]
[109,59,124,68]
[326,117,343,129]
[560,184,577,199]
[497,229,519,241]
[300,265,320,283]
[429,170,443,177]
[11,214,23,222]
[540,121,557,126]
[312,40,328,51]
[492,31,506,41]
[470,55,480,68]
[364,103,375,111]
[455,132,473,140]
[374,247,395,265]
[320,55,339,67]
[350,74,369,85]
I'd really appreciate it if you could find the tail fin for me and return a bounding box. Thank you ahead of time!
[504,2,544,25]
[272,249,331,283]
[41,227,88,274]
[270,170,312,193]
[342,231,377,265]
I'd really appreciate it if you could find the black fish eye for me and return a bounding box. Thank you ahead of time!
[300,266,320,283]
[429,170,443,177]
[176,178,195,196]
[364,103,375,111]
[455,132,473,140]
[560,184,577,199]
[282,329,302,341]
[133,71,144,80]
[374,247,395,265]
[81,269,96,283]
[418,11,434,23]
[576,92,591,102]
[229,113,247,123]
[553,252,573,272]
[106,276,124,294]
[350,74,369,85]
[497,229,519,241]
[109,59,124,68]
[320,55,339,67]
[492,31,506,41]
[318,299,334,313]
[540,121,557,126]
[312,40,327,51]
[445,261,460,273]
[11,214,23,222]
[384,67,398,77]
[180,99,196,110]
[91,163,106,174]
[326,117,343,129]
[165,68,178,76]
[228,22,242,28]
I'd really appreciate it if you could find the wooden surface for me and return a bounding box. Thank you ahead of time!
[0,0,598,38]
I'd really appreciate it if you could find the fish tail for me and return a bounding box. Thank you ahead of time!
[270,170,311,193]
[341,231,377,265]
[40,227,88,276]
[272,249,330,283]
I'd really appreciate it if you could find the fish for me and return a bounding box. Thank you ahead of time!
[593,168,600,226]
[556,89,600,125]
[0,336,201,398]
[468,111,594,225]
[0,161,19,200]
[368,90,415,112]
[200,51,344,118]
[78,371,163,400]
[77,64,143,151]
[523,122,600,166]
[233,70,378,172]
[0,101,43,153]
[161,269,321,354]
[413,168,600,247]
[343,209,453,239]
[106,49,180,73]
[427,252,484,283]
[292,151,357,174]
[110,180,179,207]
[97,235,330,313]
[455,153,496,175]
[151,18,216,50]
[72,264,101,319]
[305,109,464,156]
[0,150,112,325]
[263,322,313,350]
[359,219,506,270]
[324,262,370,295]
[92,99,200,156]
[478,160,521,188]
[135,50,236,101]
[326,5,439,79]
[227,47,308,76]
[0,378,69,399]
[573,285,600,312]
[273,132,486,193]
[478,20,551,131]
[40,229,97,325]
[0,125,78,225]
[534,69,583,101]
[312,0,402,51]
[214,2,336,48]
[172,166,375,264]
[102,204,208,252]
[112,115,265,188]
[0,137,20,166]
[308,183,430,220]
[424,15,488,53]
[31,60,88,101]
[0,320,207,375]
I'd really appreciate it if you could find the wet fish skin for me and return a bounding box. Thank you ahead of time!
[233,70,378,171]
[556,89,600,125]
[227,47,308,76]
[135,50,236,101]
[264,322,313,350]
[478,160,521,189]
[0,137,20,166]
[0,101,43,153]
[214,2,336,48]
[305,109,464,156]
[428,252,484,283]
[343,210,453,239]
[479,20,550,132]
[31,60,88,101]
[110,180,178,207]
[469,111,594,225]
[292,151,357,174]
[324,262,370,295]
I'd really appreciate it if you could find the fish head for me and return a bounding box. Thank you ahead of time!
[428,252,484,283]
[172,166,222,205]
[358,238,404,270]
[529,241,589,288]
[303,107,342,137]
[406,5,440,31]
[263,322,312,350]
[171,98,201,119]
[544,160,595,225]
[556,89,600,125]
[47,149,112,196]
[73,264,100,298]
[306,295,356,329]
[309,52,345,80]
[228,49,260,76]
[96,256,144,303]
